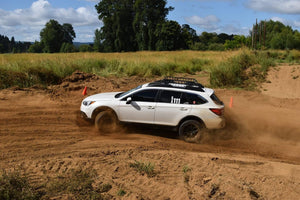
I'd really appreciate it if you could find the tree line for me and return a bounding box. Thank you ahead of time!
[1,0,300,53]
[0,35,31,53]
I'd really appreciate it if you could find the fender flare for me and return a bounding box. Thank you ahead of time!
[91,106,118,122]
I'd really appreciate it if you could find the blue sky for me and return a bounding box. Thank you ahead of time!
[1,0,300,42]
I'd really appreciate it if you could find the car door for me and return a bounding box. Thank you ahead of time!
[154,90,192,126]
[118,89,158,124]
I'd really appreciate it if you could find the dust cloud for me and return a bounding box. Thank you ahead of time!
[202,91,300,161]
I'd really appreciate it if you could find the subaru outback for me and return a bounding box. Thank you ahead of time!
[80,77,225,142]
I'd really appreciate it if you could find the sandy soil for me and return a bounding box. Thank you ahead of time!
[0,68,299,199]
[262,65,300,98]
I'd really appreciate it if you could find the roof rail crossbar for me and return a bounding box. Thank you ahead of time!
[148,76,205,92]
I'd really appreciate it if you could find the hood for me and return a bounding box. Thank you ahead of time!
[84,92,120,101]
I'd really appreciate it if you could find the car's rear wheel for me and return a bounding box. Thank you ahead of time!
[95,110,119,133]
[178,120,203,143]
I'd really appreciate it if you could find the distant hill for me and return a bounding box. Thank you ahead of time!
[73,42,93,47]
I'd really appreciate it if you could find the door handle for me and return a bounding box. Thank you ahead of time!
[147,106,155,109]
[180,107,188,111]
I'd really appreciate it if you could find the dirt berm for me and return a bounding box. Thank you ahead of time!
[0,66,299,199]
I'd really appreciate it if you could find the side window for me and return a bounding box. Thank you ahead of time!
[182,92,208,105]
[131,89,158,102]
[158,90,182,104]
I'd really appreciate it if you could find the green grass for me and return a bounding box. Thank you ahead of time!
[0,170,112,200]
[182,165,191,173]
[0,51,235,89]
[0,171,41,200]
[45,169,110,199]
[130,160,156,177]
[182,165,191,183]
[210,50,276,89]
[0,50,299,89]
[117,189,126,196]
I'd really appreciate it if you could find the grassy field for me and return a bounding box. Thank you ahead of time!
[0,50,299,89]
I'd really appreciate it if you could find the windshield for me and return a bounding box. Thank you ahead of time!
[115,85,142,98]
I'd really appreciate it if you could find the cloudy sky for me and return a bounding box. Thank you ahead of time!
[1,0,300,42]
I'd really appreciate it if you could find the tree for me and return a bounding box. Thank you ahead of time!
[95,0,135,52]
[0,35,10,53]
[250,20,300,50]
[62,23,76,44]
[10,37,15,52]
[180,24,198,49]
[217,33,234,44]
[40,19,76,53]
[28,41,44,53]
[224,35,247,50]
[155,20,182,51]
[60,43,76,53]
[95,0,173,52]
[93,28,103,52]
[79,44,93,52]
[133,0,173,50]
[293,31,300,50]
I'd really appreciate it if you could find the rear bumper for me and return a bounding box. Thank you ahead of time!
[205,117,225,129]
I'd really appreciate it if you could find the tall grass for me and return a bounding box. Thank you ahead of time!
[0,50,298,89]
[0,51,232,89]
[210,50,276,89]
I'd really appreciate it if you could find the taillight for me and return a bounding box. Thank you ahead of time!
[209,108,224,116]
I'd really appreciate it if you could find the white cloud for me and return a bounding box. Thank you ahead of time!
[247,0,300,14]
[0,0,100,42]
[271,17,289,24]
[294,21,300,28]
[185,15,220,31]
[221,24,250,35]
[271,16,300,28]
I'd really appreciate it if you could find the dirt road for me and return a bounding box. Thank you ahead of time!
[0,67,299,199]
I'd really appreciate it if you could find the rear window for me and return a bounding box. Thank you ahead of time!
[182,92,208,105]
[210,93,223,105]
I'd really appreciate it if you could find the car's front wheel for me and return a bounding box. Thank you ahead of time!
[95,110,119,133]
[178,120,203,143]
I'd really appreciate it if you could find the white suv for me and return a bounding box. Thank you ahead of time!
[80,77,225,142]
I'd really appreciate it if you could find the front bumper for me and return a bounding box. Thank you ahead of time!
[80,111,88,119]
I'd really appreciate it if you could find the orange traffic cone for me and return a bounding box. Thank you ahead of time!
[229,96,233,108]
[82,86,87,96]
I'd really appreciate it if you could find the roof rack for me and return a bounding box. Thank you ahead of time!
[148,76,205,92]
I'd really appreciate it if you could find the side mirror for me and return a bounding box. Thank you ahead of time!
[126,97,132,104]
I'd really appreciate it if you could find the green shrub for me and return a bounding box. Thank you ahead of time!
[182,165,191,173]
[117,189,126,196]
[210,51,275,89]
[130,160,156,177]
[27,67,61,85]
[46,169,110,199]
[0,171,40,200]
[0,68,31,89]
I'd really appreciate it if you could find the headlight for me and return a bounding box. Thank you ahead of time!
[83,101,95,106]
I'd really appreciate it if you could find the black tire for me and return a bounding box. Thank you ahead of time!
[95,110,119,133]
[178,120,203,143]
